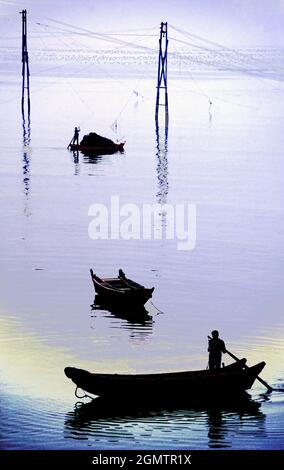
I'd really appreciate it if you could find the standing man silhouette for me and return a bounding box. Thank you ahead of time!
[208,330,226,370]
[72,126,80,145]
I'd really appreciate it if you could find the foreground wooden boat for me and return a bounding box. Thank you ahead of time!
[65,360,266,401]
[90,269,154,307]
[68,130,125,156]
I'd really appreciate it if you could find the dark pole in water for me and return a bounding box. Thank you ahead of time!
[155,22,169,126]
[20,9,30,115]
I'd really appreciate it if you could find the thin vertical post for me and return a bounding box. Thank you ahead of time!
[155,22,168,125]
[20,9,30,114]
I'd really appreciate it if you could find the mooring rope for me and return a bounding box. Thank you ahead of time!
[75,386,94,400]
[149,300,164,315]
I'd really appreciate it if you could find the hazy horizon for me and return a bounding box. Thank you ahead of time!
[1,0,284,48]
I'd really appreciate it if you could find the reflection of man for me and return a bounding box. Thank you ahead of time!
[72,126,80,145]
[207,408,223,448]
[208,330,226,370]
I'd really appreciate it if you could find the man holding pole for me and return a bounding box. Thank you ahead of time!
[68,126,80,149]
[207,331,273,391]
[72,126,80,145]
[208,330,226,370]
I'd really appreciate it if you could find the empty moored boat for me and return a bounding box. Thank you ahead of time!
[65,360,266,401]
[90,269,155,307]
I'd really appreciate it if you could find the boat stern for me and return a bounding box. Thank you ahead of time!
[243,361,266,390]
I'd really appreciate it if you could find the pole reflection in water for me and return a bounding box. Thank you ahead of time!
[156,120,169,240]
[156,120,168,206]
[22,110,31,217]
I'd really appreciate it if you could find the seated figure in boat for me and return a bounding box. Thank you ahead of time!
[208,330,226,370]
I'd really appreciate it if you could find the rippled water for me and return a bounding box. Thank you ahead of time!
[1,389,284,450]
[0,49,284,449]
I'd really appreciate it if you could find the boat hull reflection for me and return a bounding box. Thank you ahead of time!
[91,295,153,326]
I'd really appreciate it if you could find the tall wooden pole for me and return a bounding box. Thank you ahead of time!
[20,9,30,115]
[155,22,168,125]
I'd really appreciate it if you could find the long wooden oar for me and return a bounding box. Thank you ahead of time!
[67,137,73,149]
[207,336,273,392]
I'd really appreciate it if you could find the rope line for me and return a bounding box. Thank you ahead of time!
[75,386,94,400]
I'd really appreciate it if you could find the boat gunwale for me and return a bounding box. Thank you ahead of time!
[69,142,125,152]
[91,271,150,295]
[92,274,133,294]
[65,361,265,382]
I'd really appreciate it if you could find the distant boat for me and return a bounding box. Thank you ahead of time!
[65,360,266,401]
[90,269,154,308]
[68,131,125,155]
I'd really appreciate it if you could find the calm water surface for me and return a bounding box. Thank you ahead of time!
[0,51,284,449]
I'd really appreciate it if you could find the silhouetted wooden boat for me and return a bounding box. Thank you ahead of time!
[69,131,125,155]
[69,142,125,155]
[65,360,266,401]
[90,269,154,307]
